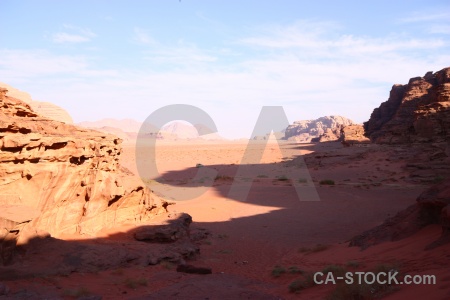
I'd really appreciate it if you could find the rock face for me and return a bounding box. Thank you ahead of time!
[0,87,167,265]
[350,181,450,250]
[284,116,354,142]
[339,124,370,146]
[0,82,73,124]
[364,67,450,143]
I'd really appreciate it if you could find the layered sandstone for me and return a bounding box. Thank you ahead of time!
[0,88,166,265]
[364,67,450,143]
[285,116,353,142]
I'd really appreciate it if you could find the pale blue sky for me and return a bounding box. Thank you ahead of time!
[1,1,449,138]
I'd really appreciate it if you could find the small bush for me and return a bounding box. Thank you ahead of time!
[63,287,91,297]
[288,273,316,293]
[346,260,359,268]
[320,179,335,185]
[432,175,445,184]
[288,266,303,274]
[277,175,289,181]
[271,265,286,278]
[214,175,233,181]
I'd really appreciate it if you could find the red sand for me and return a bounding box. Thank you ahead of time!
[5,141,449,299]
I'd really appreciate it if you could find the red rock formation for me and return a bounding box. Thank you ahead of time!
[285,116,354,142]
[364,67,450,143]
[339,124,370,146]
[350,181,450,250]
[0,88,167,265]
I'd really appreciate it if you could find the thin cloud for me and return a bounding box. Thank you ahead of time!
[399,12,450,23]
[240,22,446,56]
[133,27,157,45]
[428,25,450,35]
[51,24,96,43]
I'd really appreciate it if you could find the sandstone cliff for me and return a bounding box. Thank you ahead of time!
[351,66,450,250]
[364,67,450,143]
[0,87,167,265]
[0,82,73,124]
[285,116,353,142]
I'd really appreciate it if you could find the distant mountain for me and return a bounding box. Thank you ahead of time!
[284,116,354,142]
[78,118,143,133]
[0,82,73,124]
[78,119,225,141]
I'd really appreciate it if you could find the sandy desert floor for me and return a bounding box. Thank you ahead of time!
[3,140,450,299]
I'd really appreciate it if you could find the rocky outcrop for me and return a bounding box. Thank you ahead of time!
[0,87,167,265]
[339,124,370,146]
[364,67,450,143]
[350,181,450,250]
[285,116,354,142]
[0,82,73,124]
[134,213,192,243]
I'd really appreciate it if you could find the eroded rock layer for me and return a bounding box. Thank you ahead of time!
[0,88,166,264]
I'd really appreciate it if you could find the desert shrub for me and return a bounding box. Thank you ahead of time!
[277,175,289,181]
[346,260,360,268]
[320,179,335,185]
[63,287,91,297]
[214,175,233,181]
[288,266,303,274]
[432,175,445,184]
[288,272,316,293]
[271,265,286,278]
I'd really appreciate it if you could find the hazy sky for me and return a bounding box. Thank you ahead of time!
[1,1,449,138]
